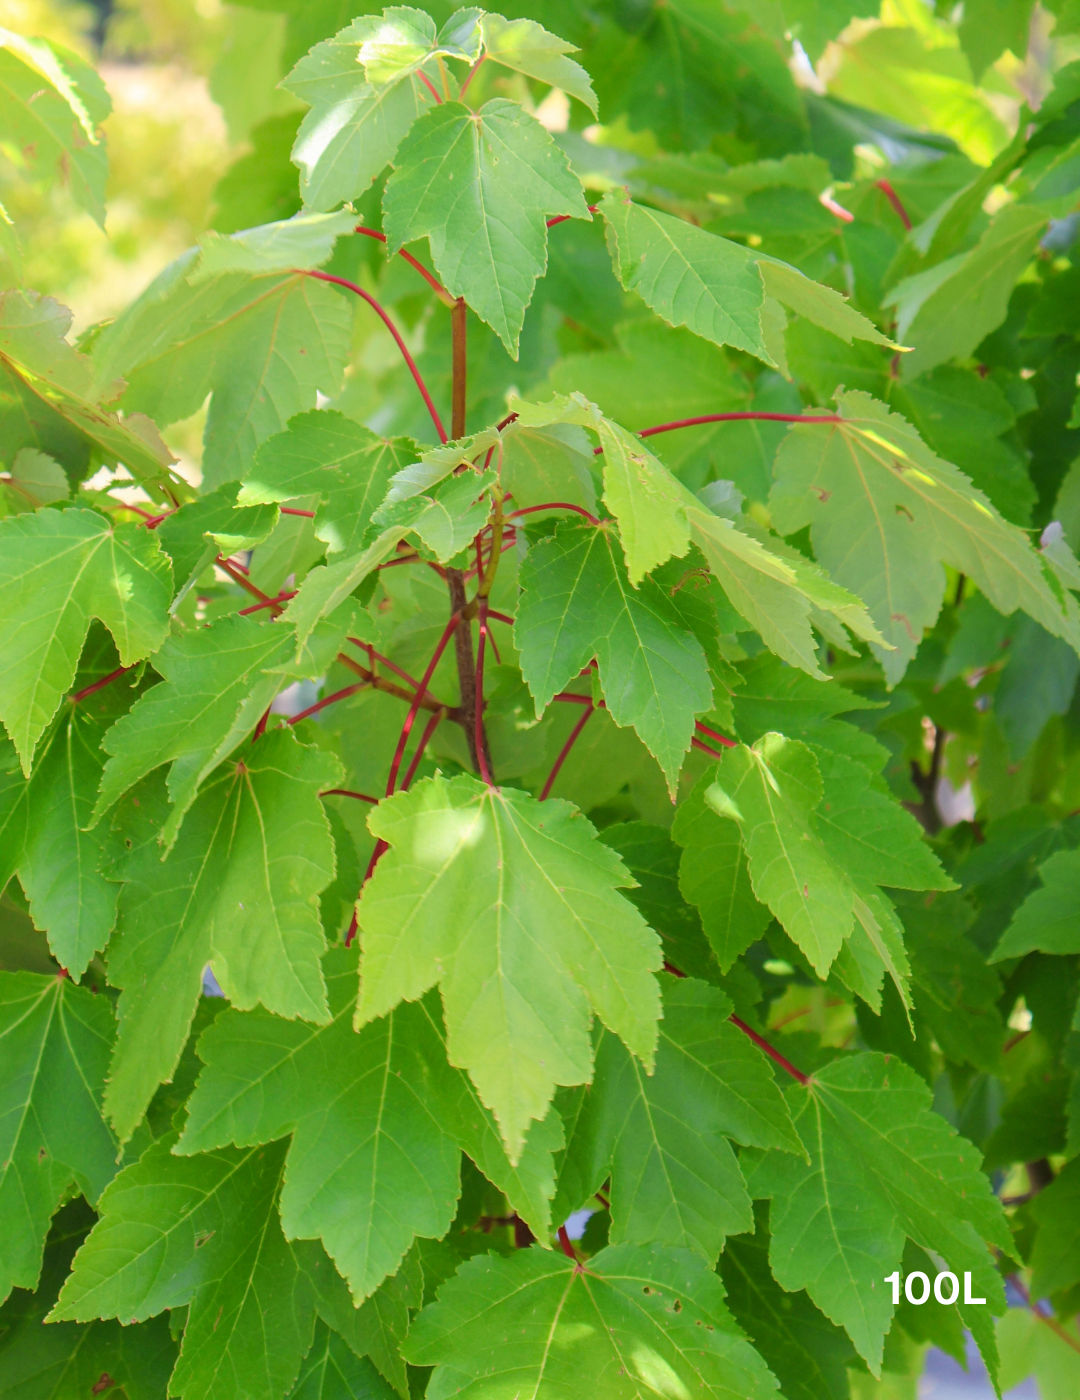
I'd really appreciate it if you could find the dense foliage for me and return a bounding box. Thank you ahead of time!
[8,1,1080,1396]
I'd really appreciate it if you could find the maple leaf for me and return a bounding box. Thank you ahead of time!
[745,1051,1012,1377]
[516,521,713,791]
[0,972,116,1304]
[103,729,341,1142]
[51,1136,319,1400]
[771,391,1080,683]
[90,264,353,489]
[91,613,297,845]
[356,774,662,1160]
[383,99,590,356]
[241,411,416,557]
[0,507,172,772]
[404,1242,781,1399]
[555,976,800,1262]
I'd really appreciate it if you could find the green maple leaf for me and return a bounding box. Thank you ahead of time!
[0,507,172,773]
[770,391,1080,683]
[180,951,566,1298]
[299,1238,422,1398]
[479,14,597,113]
[730,653,885,770]
[812,746,953,894]
[744,1051,1012,1376]
[780,0,879,63]
[898,892,1004,1073]
[990,847,1080,960]
[156,483,280,602]
[600,190,769,361]
[341,6,479,89]
[92,613,297,845]
[516,521,713,792]
[356,773,662,1160]
[241,411,416,557]
[555,976,800,1262]
[0,290,183,500]
[371,465,496,561]
[404,1241,780,1399]
[288,1321,396,1400]
[0,31,110,225]
[600,192,891,365]
[0,692,127,977]
[718,1200,858,1400]
[706,735,855,976]
[509,392,693,584]
[177,951,463,1302]
[687,504,884,677]
[0,972,117,1304]
[103,729,341,1143]
[90,261,353,489]
[383,98,590,356]
[51,1136,318,1400]
[671,772,771,972]
[284,527,407,651]
[0,1200,177,1400]
[0,447,69,515]
[597,822,723,984]
[1030,1157,1080,1300]
[193,210,358,279]
[282,18,437,212]
[887,204,1047,380]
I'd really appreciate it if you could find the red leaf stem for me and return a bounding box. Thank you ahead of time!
[121,502,157,521]
[401,707,445,790]
[70,665,131,705]
[238,590,296,615]
[553,691,596,706]
[287,681,370,725]
[216,557,284,611]
[350,639,430,700]
[474,601,494,786]
[540,702,593,800]
[875,178,913,231]
[487,610,514,626]
[345,909,358,947]
[591,412,843,454]
[279,506,315,518]
[694,720,736,749]
[253,705,272,741]
[547,205,599,228]
[363,837,390,885]
[300,270,448,443]
[458,54,485,99]
[691,736,729,761]
[385,611,462,796]
[505,502,601,525]
[1007,1274,1080,1357]
[353,225,454,304]
[417,70,442,104]
[729,1015,810,1086]
[321,788,378,804]
[557,1225,577,1261]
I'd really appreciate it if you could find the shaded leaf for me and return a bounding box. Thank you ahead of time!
[103,729,341,1142]
[0,973,116,1304]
